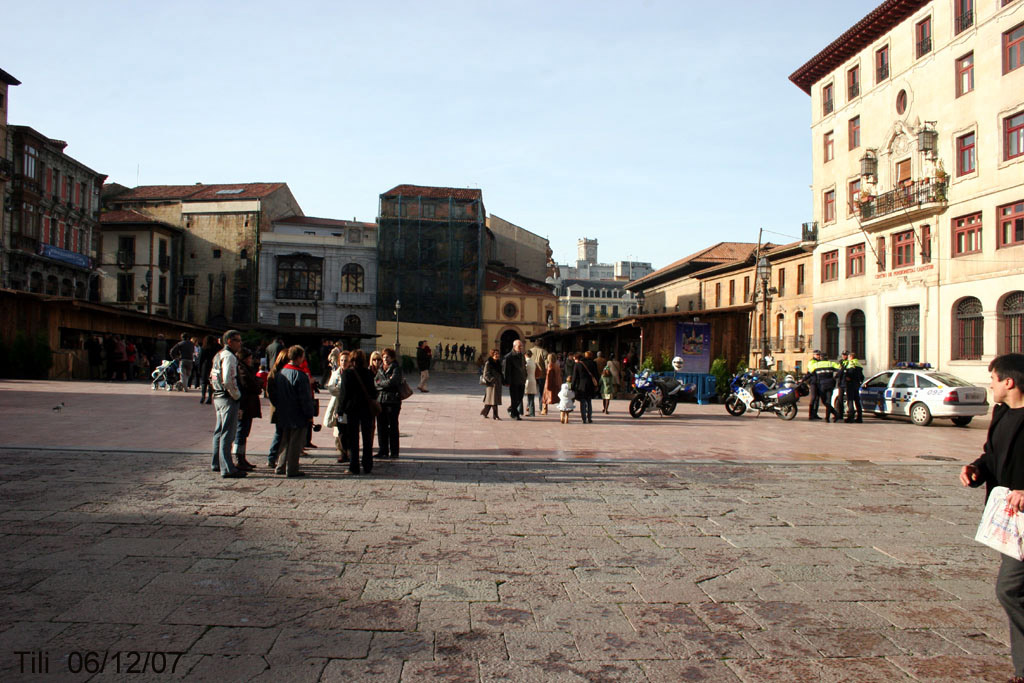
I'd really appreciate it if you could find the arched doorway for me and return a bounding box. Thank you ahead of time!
[848,309,866,360]
[499,329,521,357]
[822,313,840,359]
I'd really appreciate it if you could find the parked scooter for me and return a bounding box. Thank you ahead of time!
[629,360,697,418]
[723,371,804,420]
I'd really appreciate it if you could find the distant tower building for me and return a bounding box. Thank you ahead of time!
[577,238,598,266]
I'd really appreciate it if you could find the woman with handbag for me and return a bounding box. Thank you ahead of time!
[541,354,561,416]
[481,349,503,420]
[340,349,378,475]
[375,347,404,459]
[571,351,600,424]
[324,348,349,463]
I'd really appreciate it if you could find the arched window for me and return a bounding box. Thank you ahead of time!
[954,297,983,360]
[795,311,805,347]
[45,275,59,295]
[823,312,840,359]
[341,263,364,293]
[1003,292,1023,354]
[848,309,866,360]
[276,255,322,300]
[344,314,361,333]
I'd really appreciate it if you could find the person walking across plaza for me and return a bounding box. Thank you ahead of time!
[571,351,599,424]
[502,339,527,420]
[199,335,219,405]
[232,347,262,471]
[416,341,432,393]
[375,347,404,459]
[541,353,561,416]
[210,329,246,478]
[599,366,614,414]
[273,345,315,478]
[481,349,503,420]
[169,333,195,392]
[840,350,864,423]
[959,353,1024,682]
[265,348,289,469]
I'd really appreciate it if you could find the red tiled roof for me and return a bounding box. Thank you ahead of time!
[111,183,287,202]
[485,269,555,296]
[789,0,929,94]
[381,184,483,201]
[627,242,760,289]
[274,216,377,229]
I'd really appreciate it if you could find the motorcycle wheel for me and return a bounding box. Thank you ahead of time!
[776,404,798,421]
[660,399,677,416]
[629,396,647,419]
[724,395,746,416]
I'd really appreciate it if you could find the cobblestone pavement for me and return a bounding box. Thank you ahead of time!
[0,376,1011,681]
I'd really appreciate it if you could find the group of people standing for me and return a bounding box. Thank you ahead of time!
[805,349,865,423]
[434,342,477,363]
[481,342,624,424]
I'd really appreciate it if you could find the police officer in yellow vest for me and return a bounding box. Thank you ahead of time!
[805,350,841,422]
[839,350,865,423]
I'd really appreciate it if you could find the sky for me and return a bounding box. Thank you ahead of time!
[3,0,873,269]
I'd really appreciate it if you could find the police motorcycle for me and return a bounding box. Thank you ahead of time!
[628,357,697,419]
[723,370,804,421]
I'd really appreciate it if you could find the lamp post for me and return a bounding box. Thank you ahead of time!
[756,255,771,370]
[394,299,401,356]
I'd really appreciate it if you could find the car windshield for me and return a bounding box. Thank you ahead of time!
[928,372,974,388]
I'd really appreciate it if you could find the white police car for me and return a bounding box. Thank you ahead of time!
[859,362,989,427]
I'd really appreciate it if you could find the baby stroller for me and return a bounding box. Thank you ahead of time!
[151,359,181,391]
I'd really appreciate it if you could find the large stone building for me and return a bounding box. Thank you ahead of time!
[97,209,183,317]
[257,215,378,344]
[482,264,558,355]
[557,278,638,328]
[791,0,1024,382]
[3,122,106,300]
[554,238,653,282]
[102,183,302,326]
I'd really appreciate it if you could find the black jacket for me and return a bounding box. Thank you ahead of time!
[339,367,377,416]
[375,364,404,405]
[502,351,527,386]
[571,358,599,399]
[969,403,1024,501]
[416,346,431,371]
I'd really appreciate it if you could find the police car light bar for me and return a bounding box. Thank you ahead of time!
[894,361,932,369]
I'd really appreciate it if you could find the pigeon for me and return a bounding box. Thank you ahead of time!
[53,402,65,412]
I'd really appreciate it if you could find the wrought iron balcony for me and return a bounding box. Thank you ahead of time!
[858,178,948,231]
[916,37,932,58]
[848,83,859,99]
[823,97,834,115]
[276,288,322,301]
[876,64,888,82]
[955,10,973,34]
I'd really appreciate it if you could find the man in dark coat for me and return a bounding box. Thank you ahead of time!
[273,345,316,478]
[961,353,1024,681]
[416,341,432,393]
[502,339,527,420]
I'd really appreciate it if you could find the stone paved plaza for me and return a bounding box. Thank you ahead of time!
[0,375,1013,681]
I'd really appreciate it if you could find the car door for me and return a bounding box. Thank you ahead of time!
[860,372,892,413]
[889,372,918,416]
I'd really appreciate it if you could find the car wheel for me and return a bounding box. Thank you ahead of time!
[951,416,973,427]
[910,402,933,427]
[660,399,677,416]
[724,395,746,417]
[628,396,646,419]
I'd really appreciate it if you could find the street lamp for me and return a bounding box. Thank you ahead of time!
[394,299,401,356]
[756,255,771,370]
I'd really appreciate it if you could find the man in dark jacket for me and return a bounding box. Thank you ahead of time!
[416,341,432,393]
[169,333,195,392]
[840,351,865,423]
[502,339,528,420]
[273,345,316,478]
[961,353,1024,681]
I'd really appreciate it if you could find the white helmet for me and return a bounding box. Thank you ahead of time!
[671,356,685,371]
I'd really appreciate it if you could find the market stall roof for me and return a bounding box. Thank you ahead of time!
[528,304,754,342]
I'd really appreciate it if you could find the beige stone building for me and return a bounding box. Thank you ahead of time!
[625,242,759,314]
[103,183,302,326]
[97,209,183,317]
[694,242,816,373]
[791,0,1024,382]
[482,265,558,356]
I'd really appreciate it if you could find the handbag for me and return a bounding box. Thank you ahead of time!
[975,486,1024,560]
[581,360,599,389]
[398,379,414,401]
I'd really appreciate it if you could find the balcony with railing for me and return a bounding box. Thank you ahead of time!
[858,177,948,231]
[750,336,812,354]
[876,64,888,82]
[848,82,859,99]
[276,288,322,301]
[916,37,932,58]
[955,10,973,34]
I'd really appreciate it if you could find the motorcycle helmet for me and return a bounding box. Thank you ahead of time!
[671,356,685,371]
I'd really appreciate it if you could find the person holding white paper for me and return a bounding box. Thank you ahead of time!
[961,353,1024,682]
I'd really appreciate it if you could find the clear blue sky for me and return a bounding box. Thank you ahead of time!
[4,0,871,268]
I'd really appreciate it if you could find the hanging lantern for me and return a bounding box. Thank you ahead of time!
[859,151,877,179]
